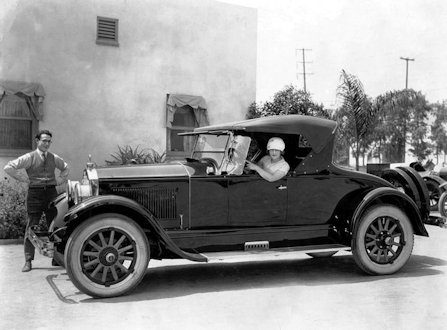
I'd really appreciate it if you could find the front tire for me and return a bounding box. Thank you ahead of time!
[65,214,150,298]
[352,205,414,275]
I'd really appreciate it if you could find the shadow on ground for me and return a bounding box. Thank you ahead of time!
[74,253,446,304]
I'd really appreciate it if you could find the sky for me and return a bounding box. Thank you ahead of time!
[219,0,447,108]
[1,0,446,109]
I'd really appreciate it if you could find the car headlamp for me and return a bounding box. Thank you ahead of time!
[67,168,99,205]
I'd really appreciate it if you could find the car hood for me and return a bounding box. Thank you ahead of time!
[94,161,196,180]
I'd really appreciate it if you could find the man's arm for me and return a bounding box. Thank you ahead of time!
[3,154,32,183]
[54,154,69,185]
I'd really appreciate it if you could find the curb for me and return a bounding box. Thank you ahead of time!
[0,239,23,245]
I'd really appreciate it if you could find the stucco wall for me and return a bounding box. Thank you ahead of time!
[0,0,257,179]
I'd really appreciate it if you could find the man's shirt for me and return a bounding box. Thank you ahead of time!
[4,149,69,186]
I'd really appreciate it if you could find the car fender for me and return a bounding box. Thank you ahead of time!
[63,195,207,262]
[351,187,428,237]
[423,174,447,190]
[48,192,69,231]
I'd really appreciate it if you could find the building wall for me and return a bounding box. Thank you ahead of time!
[0,0,257,179]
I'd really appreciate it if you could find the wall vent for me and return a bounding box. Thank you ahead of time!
[96,16,119,47]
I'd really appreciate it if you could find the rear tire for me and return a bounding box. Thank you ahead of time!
[352,205,414,275]
[65,214,150,298]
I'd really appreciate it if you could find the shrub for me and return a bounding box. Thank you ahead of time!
[0,178,27,239]
[105,145,166,165]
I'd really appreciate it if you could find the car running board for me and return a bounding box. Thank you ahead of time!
[200,244,351,263]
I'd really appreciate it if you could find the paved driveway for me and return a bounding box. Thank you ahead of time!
[1,225,446,330]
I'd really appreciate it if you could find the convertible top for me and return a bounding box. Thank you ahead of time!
[190,115,337,153]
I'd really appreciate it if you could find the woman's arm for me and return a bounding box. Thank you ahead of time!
[245,160,287,182]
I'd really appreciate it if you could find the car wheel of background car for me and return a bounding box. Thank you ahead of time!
[423,177,443,211]
[397,166,430,218]
[352,204,414,275]
[381,168,421,208]
[65,213,150,298]
[438,191,447,217]
[306,251,338,258]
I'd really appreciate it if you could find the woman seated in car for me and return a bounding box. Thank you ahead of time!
[245,137,290,182]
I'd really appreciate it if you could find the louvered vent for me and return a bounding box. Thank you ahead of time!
[96,17,119,46]
[111,187,177,220]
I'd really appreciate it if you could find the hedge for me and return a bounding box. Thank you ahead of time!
[0,178,27,239]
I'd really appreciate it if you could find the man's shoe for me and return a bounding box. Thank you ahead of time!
[22,261,32,272]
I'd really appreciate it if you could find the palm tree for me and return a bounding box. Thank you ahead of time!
[336,70,374,170]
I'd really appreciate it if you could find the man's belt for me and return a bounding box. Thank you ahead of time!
[29,185,56,190]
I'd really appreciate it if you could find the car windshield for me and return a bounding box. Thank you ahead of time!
[192,134,230,166]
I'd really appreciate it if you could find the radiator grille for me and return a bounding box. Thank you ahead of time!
[111,187,177,220]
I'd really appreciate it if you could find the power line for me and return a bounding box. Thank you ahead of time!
[296,48,312,93]
[400,56,415,89]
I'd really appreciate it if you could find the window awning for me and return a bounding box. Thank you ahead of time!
[167,94,207,109]
[167,94,209,128]
[0,80,45,120]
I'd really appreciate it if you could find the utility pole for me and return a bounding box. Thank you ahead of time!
[400,56,415,89]
[296,48,312,93]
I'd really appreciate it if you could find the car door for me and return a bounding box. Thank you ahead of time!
[227,175,288,226]
[286,174,358,225]
[189,176,229,229]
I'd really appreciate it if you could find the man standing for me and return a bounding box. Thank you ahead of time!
[4,130,69,272]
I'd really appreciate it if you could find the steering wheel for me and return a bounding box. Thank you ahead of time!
[243,149,262,174]
[249,149,261,162]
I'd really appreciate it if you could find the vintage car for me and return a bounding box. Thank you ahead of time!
[368,161,446,212]
[408,162,447,212]
[39,115,430,298]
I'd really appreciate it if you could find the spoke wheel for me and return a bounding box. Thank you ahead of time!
[65,214,149,298]
[352,205,414,275]
[424,179,442,211]
[439,191,447,217]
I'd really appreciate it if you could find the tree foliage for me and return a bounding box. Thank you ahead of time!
[246,85,330,119]
[373,89,432,162]
[336,70,375,170]
[430,101,447,163]
[247,76,441,168]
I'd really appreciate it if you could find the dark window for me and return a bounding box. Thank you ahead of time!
[167,106,198,157]
[96,17,119,47]
[0,94,37,155]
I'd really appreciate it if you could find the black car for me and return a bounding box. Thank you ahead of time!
[43,115,429,298]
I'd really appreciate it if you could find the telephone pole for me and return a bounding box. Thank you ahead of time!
[400,56,415,89]
[296,48,312,93]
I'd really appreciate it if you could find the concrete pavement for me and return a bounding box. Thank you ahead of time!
[1,225,446,330]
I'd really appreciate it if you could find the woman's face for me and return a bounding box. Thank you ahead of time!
[268,149,281,160]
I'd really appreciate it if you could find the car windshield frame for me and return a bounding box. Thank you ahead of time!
[191,133,231,167]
